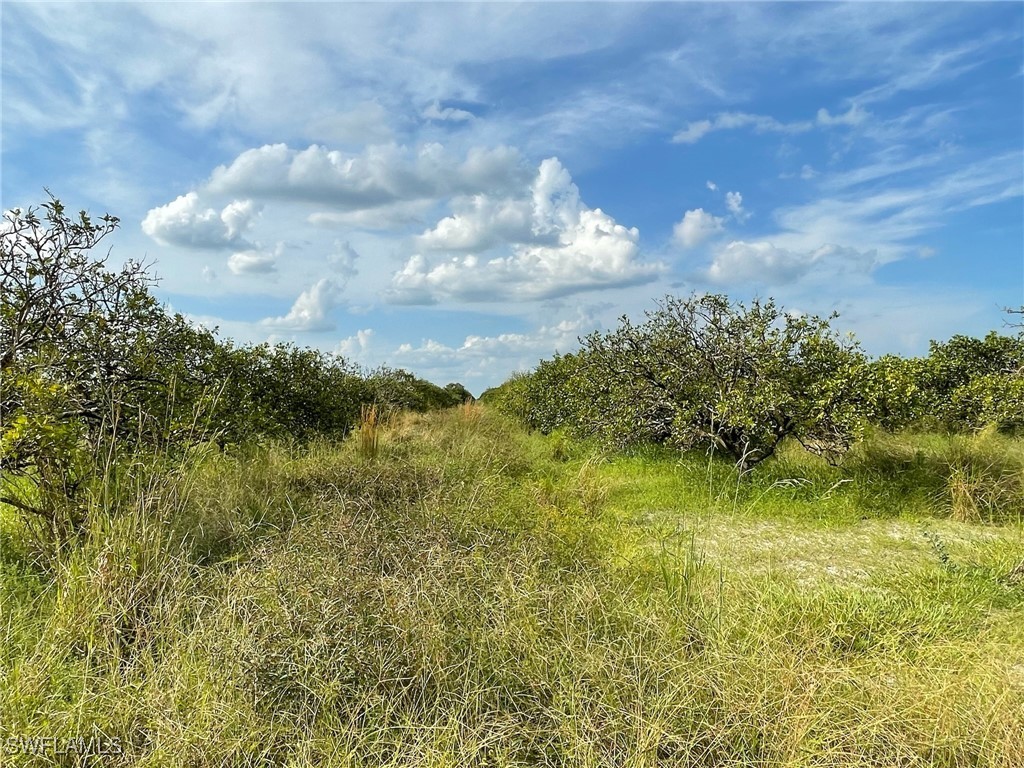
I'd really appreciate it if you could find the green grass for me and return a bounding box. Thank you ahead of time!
[1,407,1022,766]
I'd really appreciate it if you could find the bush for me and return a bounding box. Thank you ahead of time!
[494,294,869,472]
[1,196,223,535]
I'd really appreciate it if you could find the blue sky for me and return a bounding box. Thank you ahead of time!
[2,2,1022,393]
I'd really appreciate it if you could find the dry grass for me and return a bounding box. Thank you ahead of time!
[1,412,1022,766]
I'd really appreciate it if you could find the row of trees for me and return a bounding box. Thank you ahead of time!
[483,294,1023,472]
[0,197,470,536]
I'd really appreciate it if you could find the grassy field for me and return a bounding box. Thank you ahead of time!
[1,406,1022,766]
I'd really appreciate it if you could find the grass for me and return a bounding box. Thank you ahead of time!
[0,407,1022,766]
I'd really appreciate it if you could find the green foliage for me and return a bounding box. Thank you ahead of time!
[0,195,465,543]
[208,342,369,442]
[479,371,532,420]
[497,294,869,472]
[1,196,222,533]
[367,366,466,412]
[859,354,927,430]
[858,331,1024,433]
[443,381,475,403]
[951,372,1024,432]
[920,332,1024,430]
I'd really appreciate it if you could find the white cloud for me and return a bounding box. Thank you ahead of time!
[387,158,662,304]
[206,142,529,209]
[219,199,260,240]
[336,328,374,359]
[531,157,582,236]
[261,278,341,331]
[673,111,814,144]
[674,102,872,147]
[417,195,533,251]
[141,193,260,249]
[308,199,433,231]
[706,180,718,191]
[673,208,725,249]
[706,240,877,285]
[673,119,714,144]
[391,313,595,374]
[227,249,277,275]
[769,152,1023,261]
[422,100,474,122]
[725,191,749,221]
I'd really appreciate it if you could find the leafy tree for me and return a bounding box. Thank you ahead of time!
[479,372,532,421]
[596,295,868,470]
[1,196,220,534]
[919,332,1024,430]
[501,294,868,472]
[950,373,1024,432]
[367,367,464,412]
[860,354,927,431]
[443,382,475,404]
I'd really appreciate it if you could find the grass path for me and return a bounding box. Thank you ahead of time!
[1,407,1022,766]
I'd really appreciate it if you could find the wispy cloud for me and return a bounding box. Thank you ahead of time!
[762,152,1023,264]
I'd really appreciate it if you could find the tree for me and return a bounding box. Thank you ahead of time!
[919,331,1024,430]
[860,354,927,431]
[0,196,219,535]
[576,294,867,472]
[443,382,475,404]
[366,367,464,412]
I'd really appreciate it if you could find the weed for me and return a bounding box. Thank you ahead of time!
[359,403,381,459]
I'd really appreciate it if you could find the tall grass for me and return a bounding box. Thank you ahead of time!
[359,403,381,459]
[1,410,1022,766]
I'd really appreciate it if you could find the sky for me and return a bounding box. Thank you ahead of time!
[2,1,1022,394]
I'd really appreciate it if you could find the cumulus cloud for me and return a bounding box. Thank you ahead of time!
[706,180,718,191]
[531,157,582,236]
[206,142,529,209]
[417,195,533,251]
[673,208,725,249]
[227,249,277,275]
[336,328,374,359]
[706,240,877,285]
[391,314,594,371]
[261,278,341,331]
[142,193,260,249]
[387,158,662,304]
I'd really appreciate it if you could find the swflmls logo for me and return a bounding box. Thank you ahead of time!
[3,735,123,756]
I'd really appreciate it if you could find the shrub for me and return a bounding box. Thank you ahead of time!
[495,294,869,473]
